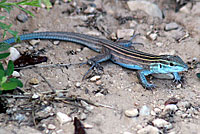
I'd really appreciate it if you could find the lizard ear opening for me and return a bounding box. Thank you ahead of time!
[159,64,162,68]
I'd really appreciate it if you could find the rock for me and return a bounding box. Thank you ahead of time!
[165,22,179,31]
[124,108,139,117]
[16,13,28,23]
[14,113,26,122]
[154,108,162,114]
[29,78,39,85]
[29,39,40,45]
[117,29,135,38]
[179,2,192,14]
[152,73,174,80]
[137,125,159,134]
[79,113,87,120]
[164,104,178,112]
[90,76,101,82]
[32,93,40,99]
[53,41,60,45]
[83,123,93,129]
[12,71,20,77]
[152,118,173,130]
[56,112,72,125]
[75,82,81,88]
[140,105,150,116]
[127,0,163,19]
[148,33,157,41]
[8,47,21,61]
[177,101,191,109]
[84,6,95,14]
[48,124,56,130]
[191,2,200,15]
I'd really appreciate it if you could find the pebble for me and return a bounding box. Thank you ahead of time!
[127,0,163,19]
[152,118,172,130]
[12,71,20,77]
[140,105,150,116]
[16,13,28,23]
[165,22,179,31]
[84,6,95,14]
[155,42,163,47]
[95,80,102,85]
[177,101,191,109]
[56,112,72,125]
[124,108,139,117]
[76,48,81,52]
[117,29,135,39]
[129,20,138,28]
[152,73,174,80]
[176,83,182,89]
[83,123,93,129]
[8,47,21,61]
[154,108,162,114]
[32,93,40,99]
[29,78,39,85]
[149,33,157,41]
[48,124,56,130]
[75,82,81,88]
[164,104,178,112]
[137,125,159,134]
[53,41,60,45]
[179,2,192,14]
[90,76,101,82]
[29,39,40,45]
[79,113,87,120]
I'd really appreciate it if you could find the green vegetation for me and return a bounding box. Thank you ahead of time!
[0,0,51,93]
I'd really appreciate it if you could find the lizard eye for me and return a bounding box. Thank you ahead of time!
[169,63,174,66]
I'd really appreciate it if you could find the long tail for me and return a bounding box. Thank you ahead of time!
[2,32,109,52]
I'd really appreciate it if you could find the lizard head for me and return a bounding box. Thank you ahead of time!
[150,55,188,74]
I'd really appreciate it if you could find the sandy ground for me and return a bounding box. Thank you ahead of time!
[0,0,200,134]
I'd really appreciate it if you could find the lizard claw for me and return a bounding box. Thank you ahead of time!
[82,59,103,80]
[143,83,156,90]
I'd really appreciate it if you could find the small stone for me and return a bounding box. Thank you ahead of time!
[179,2,192,14]
[176,83,182,88]
[84,6,95,14]
[29,78,39,85]
[79,57,83,61]
[137,125,159,134]
[95,80,102,85]
[83,123,93,129]
[177,101,191,109]
[9,47,21,61]
[155,42,163,47]
[152,118,172,130]
[149,33,157,41]
[117,29,135,39]
[53,41,60,45]
[127,0,163,19]
[165,22,179,31]
[12,71,20,77]
[164,104,178,112]
[14,113,26,122]
[140,105,150,116]
[29,39,40,45]
[154,108,162,114]
[151,110,156,116]
[32,93,40,99]
[129,20,138,28]
[152,73,174,80]
[90,76,101,82]
[17,13,28,23]
[56,112,72,125]
[79,113,87,120]
[48,124,56,130]
[76,48,81,52]
[75,82,81,88]
[125,108,139,117]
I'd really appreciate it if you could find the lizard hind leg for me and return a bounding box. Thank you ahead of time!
[82,53,111,80]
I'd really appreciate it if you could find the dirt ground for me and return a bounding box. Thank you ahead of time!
[0,0,200,134]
